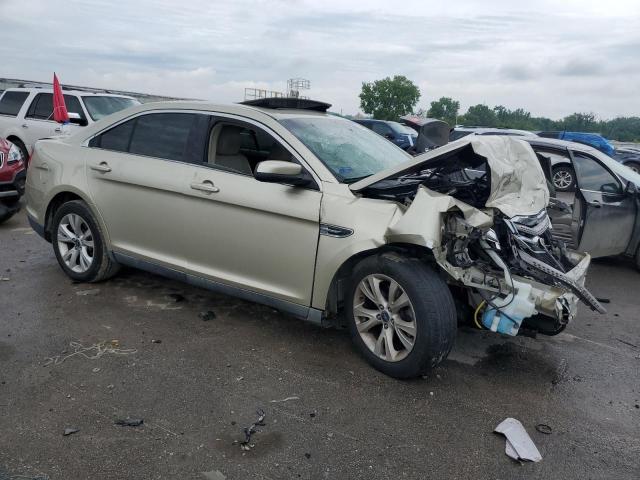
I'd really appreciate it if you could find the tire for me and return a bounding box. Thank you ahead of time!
[552,165,576,192]
[10,139,29,168]
[0,199,20,224]
[625,162,640,174]
[51,200,119,282]
[346,253,457,379]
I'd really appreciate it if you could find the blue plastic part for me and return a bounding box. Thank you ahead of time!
[481,308,524,336]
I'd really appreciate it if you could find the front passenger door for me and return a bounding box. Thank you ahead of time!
[571,152,636,257]
[181,117,322,306]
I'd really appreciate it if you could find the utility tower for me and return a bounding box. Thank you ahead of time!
[287,78,310,98]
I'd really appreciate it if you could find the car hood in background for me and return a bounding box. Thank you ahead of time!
[350,136,550,218]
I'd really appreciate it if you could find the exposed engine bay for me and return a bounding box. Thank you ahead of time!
[355,137,605,337]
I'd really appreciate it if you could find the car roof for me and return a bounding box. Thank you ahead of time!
[454,126,534,135]
[4,87,137,99]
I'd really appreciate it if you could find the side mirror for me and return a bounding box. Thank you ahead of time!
[254,160,310,186]
[67,112,88,126]
[625,181,638,195]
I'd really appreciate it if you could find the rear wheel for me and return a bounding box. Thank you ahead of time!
[552,165,576,192]
[346,253,457,379]
[52,200,119,282]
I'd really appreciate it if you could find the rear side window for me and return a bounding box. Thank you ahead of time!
[0,91,29,116]
[90,113,205,163]
[371,123,392,136]
[26,93,87,122]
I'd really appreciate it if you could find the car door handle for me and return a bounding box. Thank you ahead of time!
[190,181,220,193]
[90,162,112,173]
[54,127,62,133]
[21,123,28,129]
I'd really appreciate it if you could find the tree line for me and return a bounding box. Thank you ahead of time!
[359,76,640,142]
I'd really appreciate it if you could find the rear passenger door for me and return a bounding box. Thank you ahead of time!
[23,94,87,149]
[85,111,208,269]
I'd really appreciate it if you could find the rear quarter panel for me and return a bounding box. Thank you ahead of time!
[26,140,107,242]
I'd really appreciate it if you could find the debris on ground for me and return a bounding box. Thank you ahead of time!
[199,310,217,321]
[75,289,101,296]
[43,341,137,366]
[114,418,144,427]
[151,339,162,344]
[63,428,79,436]
[166,293,186,303]
[304,453,311,459]
[0,277,9,281]
[269,396,300,403]
[201,470,226,480]
[535,424,552,435]
[92,367,101,373]
[238,409,266,451]
[494,418,542,462]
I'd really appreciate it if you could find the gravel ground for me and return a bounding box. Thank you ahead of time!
[1,206,639,480]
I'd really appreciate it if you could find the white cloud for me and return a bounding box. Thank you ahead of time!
[0,0,638,119]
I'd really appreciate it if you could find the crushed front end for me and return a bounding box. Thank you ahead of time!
[354,136,604,337]
[442,208,604,336]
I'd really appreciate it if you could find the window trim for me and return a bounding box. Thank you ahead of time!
[83,109,323,190]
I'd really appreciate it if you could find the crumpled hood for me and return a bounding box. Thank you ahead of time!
[350,136,550,218]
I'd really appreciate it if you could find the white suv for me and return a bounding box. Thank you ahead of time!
[0,87,139,162]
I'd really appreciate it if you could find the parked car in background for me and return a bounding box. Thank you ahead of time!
[538,131,640,174]
[524,137,640,266]
[353,119,418,151]
[0,87,140,164]
[25,97,603,378]
[0,138,26,224]
[450,126,535,141]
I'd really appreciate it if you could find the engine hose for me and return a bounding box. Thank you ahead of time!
[473,300,486,329]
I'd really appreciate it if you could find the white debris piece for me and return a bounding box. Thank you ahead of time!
[494,418,542,462]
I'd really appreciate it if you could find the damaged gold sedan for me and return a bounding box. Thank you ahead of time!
[25,98,603,379]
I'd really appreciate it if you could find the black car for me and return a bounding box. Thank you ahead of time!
[353,119,418,151]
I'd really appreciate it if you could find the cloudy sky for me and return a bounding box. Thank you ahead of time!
[1,0,638,119]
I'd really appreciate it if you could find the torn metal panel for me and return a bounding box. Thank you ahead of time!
[495,418,542,463]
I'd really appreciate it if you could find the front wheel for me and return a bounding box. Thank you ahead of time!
[552,165,576,192]
[346,254,457,379]
[52,200,119,282]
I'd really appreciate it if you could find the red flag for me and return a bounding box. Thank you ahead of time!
[52,73,69,123]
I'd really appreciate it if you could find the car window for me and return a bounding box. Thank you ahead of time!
[25,93,87,122]
[389,122,417,135]
[82,96,139,121]
[0,91,29,116]
[371,123,392,136]
[573,153,622,194]
[89,113,206,163]
[205,120,296,175]
[280,116,410,182]
[91,119,136,151]
[449,130,472,141]
[128,113,198,162]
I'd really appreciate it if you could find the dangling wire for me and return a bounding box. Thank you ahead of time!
[473,300,486,329]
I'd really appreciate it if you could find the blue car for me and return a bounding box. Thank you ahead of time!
[538,131,640,174]
[353,119,418,151]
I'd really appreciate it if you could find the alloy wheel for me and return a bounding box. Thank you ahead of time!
[353,274,417,362]
[57,213,95,273]
[553,169,573,190]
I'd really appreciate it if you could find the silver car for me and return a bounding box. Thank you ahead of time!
[25,98,603,378]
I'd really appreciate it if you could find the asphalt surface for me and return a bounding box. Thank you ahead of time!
[1,205,639,480]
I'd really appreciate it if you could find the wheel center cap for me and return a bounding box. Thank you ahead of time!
[381,310,391,323]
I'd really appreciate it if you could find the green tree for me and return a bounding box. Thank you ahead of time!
[359,75,421,120]
[560,112,597,131]
[459,104,497,126]
[427,97,460,126]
